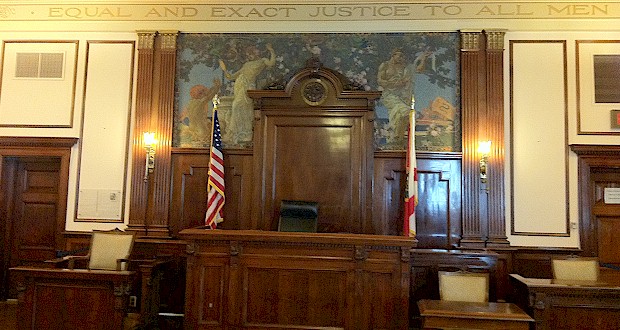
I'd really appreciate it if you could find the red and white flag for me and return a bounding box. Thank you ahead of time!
[404,100,417,237]
[205,96,225,229]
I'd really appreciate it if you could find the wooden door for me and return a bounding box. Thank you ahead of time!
[1,157,65,299]
[572,145,620,261]
[591,168,620,264]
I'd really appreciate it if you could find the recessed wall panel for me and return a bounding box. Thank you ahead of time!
[511,41,568,236]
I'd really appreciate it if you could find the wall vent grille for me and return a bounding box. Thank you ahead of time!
[15,52,64,79]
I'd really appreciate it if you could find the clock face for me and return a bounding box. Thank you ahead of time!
[302,79,328,106]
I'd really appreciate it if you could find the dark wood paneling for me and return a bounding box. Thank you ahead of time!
[0,137,76,300]
[511,248,580,279]
[249,64,380,234]
[511,271,620,330]
[373,152,406,236]
[11,267,135,330]
[181,229,414,330]
[373,151,461,246]
[169,149,253,236]
[13,159,61,263]
[265,116,361,232]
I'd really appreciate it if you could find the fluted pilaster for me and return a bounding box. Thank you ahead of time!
[485,30,509,247]
[128,30,156,235]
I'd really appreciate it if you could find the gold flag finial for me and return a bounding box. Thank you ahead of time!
[212,94,220,110]
[411,95,415,110]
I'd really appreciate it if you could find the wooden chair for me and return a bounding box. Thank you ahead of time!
[51,228,136,271]
[552,256,600,282]
[438,270,489,303]
[46,229,172,329]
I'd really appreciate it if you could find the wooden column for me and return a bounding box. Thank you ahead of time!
[128,31,156,235]
[149,31,178,237]
[459,31,486,248]
[485,30,509,247]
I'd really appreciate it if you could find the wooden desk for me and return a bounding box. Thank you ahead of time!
[417,299,533,330]
[510,272,620,330]
[10,266,135,330]
[180,229,416,330]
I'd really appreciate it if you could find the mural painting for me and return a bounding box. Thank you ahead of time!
[174,33,460,151]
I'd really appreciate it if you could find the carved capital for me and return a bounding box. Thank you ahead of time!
[159,30,179,50]
[460,30,482,51]
[136,30,156,50]
[485,30,506,51]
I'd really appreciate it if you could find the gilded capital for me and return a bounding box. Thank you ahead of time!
[159,31,179,50]
[485,30,506,50]
[136,31,156,50]
[460,31,482,51]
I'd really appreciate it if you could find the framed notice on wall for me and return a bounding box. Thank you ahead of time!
[576,40,620,135]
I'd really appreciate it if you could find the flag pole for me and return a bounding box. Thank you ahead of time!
[404,95,418,238]
[205,94,225,229]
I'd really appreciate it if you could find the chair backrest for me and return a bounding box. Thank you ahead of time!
[438,270,489,303]
[88,229,135,271]
[278,200,318,232]
[552,256,600,282]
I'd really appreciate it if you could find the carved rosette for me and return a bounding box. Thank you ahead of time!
[302,78,328,106]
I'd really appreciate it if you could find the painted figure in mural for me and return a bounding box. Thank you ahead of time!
[377,48,414,148]
[218,43,276,146]
[178,78,222,147]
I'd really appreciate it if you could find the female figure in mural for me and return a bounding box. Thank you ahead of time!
[219,43,276,146]
[377,48,414,148]
[178,79,222,147]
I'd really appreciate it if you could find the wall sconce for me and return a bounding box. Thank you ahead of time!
[478,140,492,183]
[143,132,157,182]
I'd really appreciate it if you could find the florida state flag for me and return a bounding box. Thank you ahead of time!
[404,101,417,237]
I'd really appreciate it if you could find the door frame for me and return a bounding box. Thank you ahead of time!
[571,144,620,258]
[0,137,77,300]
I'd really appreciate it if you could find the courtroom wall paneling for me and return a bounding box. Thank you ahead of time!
[170,149,253,236]
[373,152,461,245]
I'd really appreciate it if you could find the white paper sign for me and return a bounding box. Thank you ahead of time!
[77,189,122,220]
[604,187,620,204]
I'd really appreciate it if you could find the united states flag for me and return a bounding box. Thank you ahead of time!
[205,107,225,229]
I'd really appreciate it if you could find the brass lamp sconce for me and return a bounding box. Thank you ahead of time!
[478,141,491,184]
[143,132,157,182]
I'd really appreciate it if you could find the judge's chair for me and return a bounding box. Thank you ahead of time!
[438,270,490,303]
[278,200,319,233]
[552,256,600,282]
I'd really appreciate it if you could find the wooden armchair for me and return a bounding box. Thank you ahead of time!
[50,228,135,271]
[438,270,489,303]
[552,256,600,282]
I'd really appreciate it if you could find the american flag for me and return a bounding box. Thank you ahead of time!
[205,96,224,229]
[404,97,417,237]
